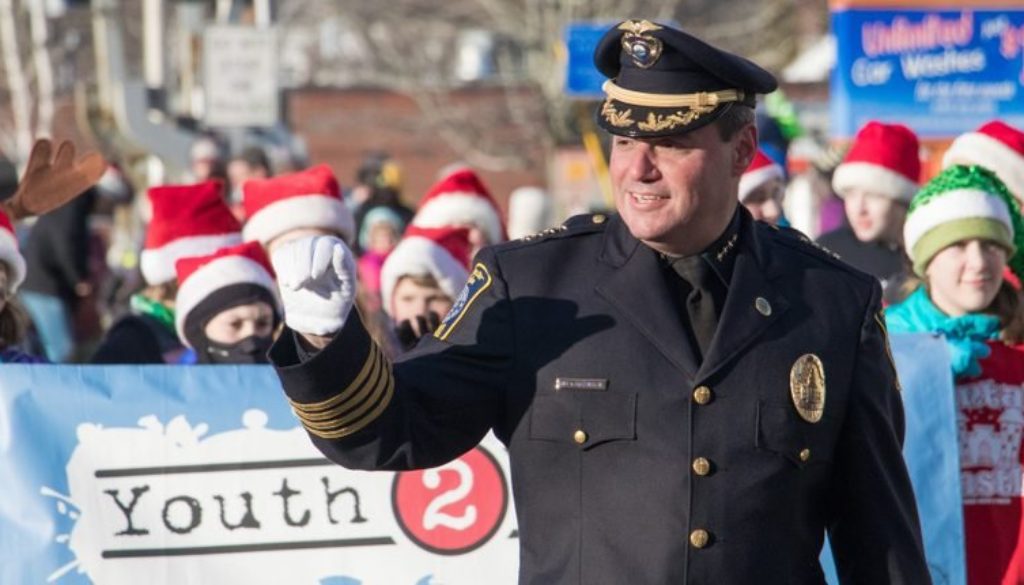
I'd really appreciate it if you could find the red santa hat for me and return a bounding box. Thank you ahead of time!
[412,168,507,245]
[738,149,785,202]
[943,120,1024,201]
[174,241,279,347]
[832,121,921,202]
[0,209,26,292]
[380,225,472,317]
[242,164,355,246]
[141,180,242,285]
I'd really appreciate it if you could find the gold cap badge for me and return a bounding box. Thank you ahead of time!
[790,354,826,423]
[619,20,663,69]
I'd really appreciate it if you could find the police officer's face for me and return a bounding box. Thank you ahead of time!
[609,122,756,255]
[926,238,1007,316]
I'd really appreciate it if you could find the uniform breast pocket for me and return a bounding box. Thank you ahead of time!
[755,400,836,468]
[529,391,637,450]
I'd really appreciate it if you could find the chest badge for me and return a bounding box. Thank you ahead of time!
[790,354,826,423]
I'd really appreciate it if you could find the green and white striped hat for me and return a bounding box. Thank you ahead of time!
[904,165,1024,278]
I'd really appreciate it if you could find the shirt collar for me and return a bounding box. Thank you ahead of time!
[658,207,741,287]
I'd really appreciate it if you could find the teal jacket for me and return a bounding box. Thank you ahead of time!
[885,286,1000,378]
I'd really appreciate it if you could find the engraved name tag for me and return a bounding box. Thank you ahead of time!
[554,378,609,392]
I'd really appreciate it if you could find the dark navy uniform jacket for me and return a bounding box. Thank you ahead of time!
[270,208,930,585]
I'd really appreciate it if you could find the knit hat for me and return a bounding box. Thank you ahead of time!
[942,121,1024,201]
[739,149,785,202]
[358,206,405,252]
[379,225,472,317]
[413,168,507,245]
[141,180,243,285]
[174,241,280,348]
[242,164,355,246]
[0,208,25,292]
[832,121,921,202]
[904,165,1024,278]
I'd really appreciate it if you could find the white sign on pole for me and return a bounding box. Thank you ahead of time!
[203,25,279,128]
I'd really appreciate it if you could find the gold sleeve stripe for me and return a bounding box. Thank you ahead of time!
[293,348,384,422]
[288,344,380,413]
[296,351,387,427]
[304,367,395,440]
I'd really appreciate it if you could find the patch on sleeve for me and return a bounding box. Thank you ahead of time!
[875,311,902,392]
[434,262,493,341]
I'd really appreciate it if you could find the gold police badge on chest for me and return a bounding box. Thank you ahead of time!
[790,354,826,423]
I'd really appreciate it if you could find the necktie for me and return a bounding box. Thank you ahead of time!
[671,255,717,361]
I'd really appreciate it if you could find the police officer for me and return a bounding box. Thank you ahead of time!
[268,20,930,585]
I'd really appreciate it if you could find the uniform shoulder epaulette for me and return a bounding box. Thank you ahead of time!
[767,224,847,266]
[514,213,609,244]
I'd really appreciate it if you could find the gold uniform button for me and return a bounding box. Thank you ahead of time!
[799,448,811,462]
[573,429,588,444]
[692,457,711,476]
[689,529,710,549]
[693,386,713,405]
[592,214,607,224]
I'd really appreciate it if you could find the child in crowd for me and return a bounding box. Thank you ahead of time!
[174,242,281,364]
[379,226,471,353]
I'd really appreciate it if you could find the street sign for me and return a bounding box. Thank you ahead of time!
[564,22,615,98]
[830,7,1024,139]
[203,25,280,128]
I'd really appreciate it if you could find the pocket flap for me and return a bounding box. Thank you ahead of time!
[530,392,637,449]
[755,400,833,467]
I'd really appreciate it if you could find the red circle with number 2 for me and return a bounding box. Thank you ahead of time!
[392,446,508,555]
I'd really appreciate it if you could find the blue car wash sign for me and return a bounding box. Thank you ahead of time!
[830,5,1024,138]
[564,22,616,98]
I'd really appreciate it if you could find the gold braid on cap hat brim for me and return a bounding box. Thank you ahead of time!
[602,80,746,108]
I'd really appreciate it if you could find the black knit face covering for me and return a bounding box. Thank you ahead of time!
[198,334,273,365]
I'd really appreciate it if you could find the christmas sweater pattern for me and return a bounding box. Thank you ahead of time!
[959,342,1024,585]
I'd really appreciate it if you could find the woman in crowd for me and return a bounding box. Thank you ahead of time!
[818,121,920,293]
[174,241,281,364]
[886,164,1024,584]
[887,165,1024,374]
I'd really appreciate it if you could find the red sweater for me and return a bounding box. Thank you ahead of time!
[960,342,1024,584]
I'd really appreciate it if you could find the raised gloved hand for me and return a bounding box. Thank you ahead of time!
[271,235,357,336]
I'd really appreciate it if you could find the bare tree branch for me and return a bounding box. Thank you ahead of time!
[0,0,32,162]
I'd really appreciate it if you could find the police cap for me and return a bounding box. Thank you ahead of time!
[594,20,778,138]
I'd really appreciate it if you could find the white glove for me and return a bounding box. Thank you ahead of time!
[271,235,357,336]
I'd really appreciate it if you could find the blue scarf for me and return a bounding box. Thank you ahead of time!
[885,286,1000,378]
